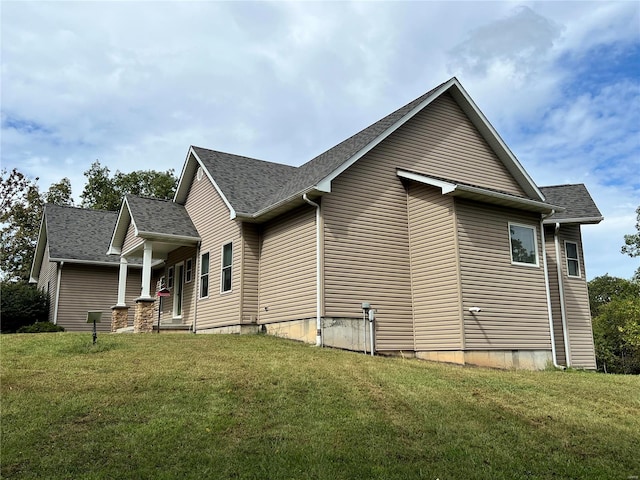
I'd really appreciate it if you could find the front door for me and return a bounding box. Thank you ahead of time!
[173,263,184,318]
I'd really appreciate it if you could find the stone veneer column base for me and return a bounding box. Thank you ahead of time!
[111,305,129,332]
[134,297,156,333]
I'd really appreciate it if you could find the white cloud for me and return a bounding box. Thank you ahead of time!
[1,1,638,279]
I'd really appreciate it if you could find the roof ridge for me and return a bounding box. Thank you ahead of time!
[45,203,117,214]
[540,183,586,189]
[192,145,294,169]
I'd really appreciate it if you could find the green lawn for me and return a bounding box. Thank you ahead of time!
[1,333,639,479]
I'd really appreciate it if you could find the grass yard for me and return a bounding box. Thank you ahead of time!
[1,333,639,479]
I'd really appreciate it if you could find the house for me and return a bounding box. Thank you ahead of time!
[31,77,603,369]
[29,205,145,331]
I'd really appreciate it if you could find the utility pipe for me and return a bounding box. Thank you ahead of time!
[540,219,563,369]
[302,194,322,347]
[554,222,571,367]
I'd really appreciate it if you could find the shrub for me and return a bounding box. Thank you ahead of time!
[17,322,64,333]
[1,281,49,333]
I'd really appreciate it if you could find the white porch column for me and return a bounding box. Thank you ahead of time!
[117,257,128,306]
[140,240,153,299]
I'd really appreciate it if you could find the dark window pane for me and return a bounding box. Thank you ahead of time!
[223,243,232,267]
[222,267,232,292]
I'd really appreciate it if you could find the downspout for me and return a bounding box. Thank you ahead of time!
[302,194,322,347]
[540,219,563,369]
[554,222,571,367]
[53,261,63,325]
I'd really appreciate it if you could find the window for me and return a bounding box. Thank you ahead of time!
[185,258,193,283]
[509,223,538,266]
[221,242,232,293]
[565,241,581,277]
[200,253,209,298]
[167,266,175,289]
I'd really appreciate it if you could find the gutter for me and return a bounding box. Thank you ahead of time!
[302,194,322,347]
[554,222,571,367]
[540,218,563,369]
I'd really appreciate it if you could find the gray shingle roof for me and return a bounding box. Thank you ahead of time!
[540,184,603,223]
[126,195,200,238]
[261,82,446,211]
[194,81,447,216]
[191,148,297,215]
[45,204,120,263]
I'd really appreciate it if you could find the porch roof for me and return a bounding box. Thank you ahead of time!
[108,195,200,256]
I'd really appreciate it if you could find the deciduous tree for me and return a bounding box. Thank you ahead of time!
[80,160,177,211]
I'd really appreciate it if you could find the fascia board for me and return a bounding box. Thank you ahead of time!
[248,186,318,220]
[397,169,562,213]
[543,216,604,225]
[173,147,198,204]
[315,78,458,194]
[29,213,48,283]
[47,258,153,268]
[189,148,237,220]
[456,184,563,212]
[397,170,457,194]
[137,231,201,243]
[49,257,122,267]
[107,197,132,255]
[447,83,544,201]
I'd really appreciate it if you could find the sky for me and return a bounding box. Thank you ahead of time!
[1,1,639,280]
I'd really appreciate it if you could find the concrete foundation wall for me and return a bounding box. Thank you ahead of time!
[416,349,553,370]
[196,324,260,335]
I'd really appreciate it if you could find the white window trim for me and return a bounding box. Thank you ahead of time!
[199,252,210,299]
[508,222,539,267]
[185,258,193,284]
[564,240,582,278]
[220,241,233,294]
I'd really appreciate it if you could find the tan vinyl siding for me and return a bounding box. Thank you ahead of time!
[184,166,241,328]
[456,200,551,350]
[384,93,526,196]
[407,183,462,351]
[159,246,197,325]
[36,242,59,323]
[323,92,531,351]
[544,225,567,365]
[56,264,142,332]
[323,160,414,352]
[258,205,316,324]
[557,224,596,369]
[242,223,260,324]
[123,222,142,254]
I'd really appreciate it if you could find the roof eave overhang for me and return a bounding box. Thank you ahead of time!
[397,169,562,214]
[238,186,322,223]
[48,257,158,268]
[543,216,604,225]
[107,197,133,255]
[137,231,201,244]
[29,213,48,283]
